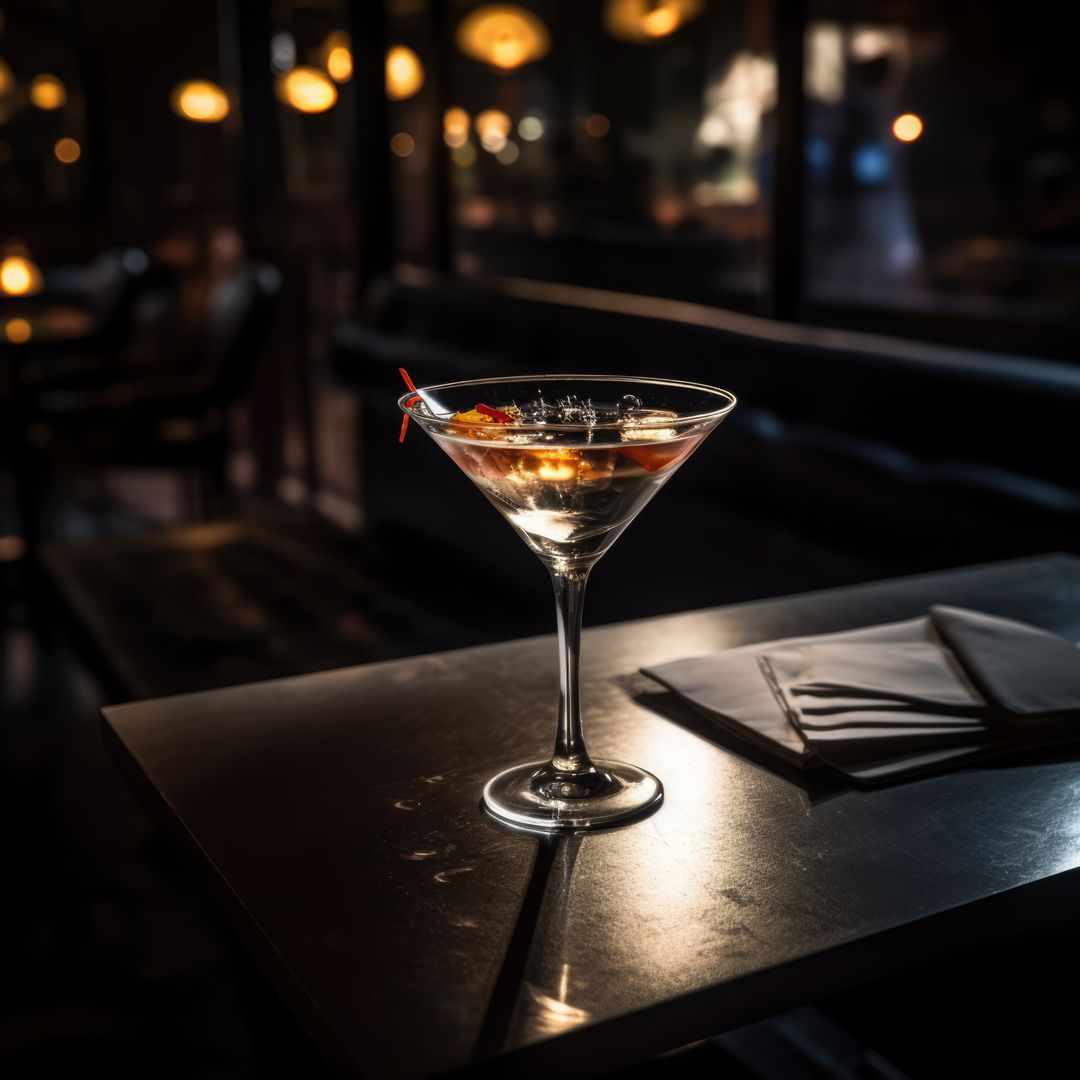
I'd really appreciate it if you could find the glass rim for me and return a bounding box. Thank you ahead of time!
[399,374,737,431]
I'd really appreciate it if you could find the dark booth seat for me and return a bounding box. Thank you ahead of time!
[333,273,1080,620]
[42,273,1079,705]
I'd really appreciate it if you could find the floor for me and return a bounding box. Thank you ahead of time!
[0,478,312,1078]
[1,610,260,1076]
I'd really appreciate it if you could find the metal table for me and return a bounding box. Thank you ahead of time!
[102,554,1080,1077]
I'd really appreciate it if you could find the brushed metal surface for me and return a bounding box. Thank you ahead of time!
[103,554,1080,1078]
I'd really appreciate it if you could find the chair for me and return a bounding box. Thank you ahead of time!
[11,248,152,383]
[78,247,153,352]
[11,262,282,545]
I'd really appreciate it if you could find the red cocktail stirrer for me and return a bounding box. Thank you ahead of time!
[399,368,420,443]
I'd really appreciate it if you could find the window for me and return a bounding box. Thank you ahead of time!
[375,1,1080,359]
[443,0,775,311]
[803,3,1080,354]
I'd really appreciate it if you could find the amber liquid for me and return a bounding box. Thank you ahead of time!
[430,432,705,569]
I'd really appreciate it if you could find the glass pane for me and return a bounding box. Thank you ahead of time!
[270,0,349,206]
[445,0,774,309]
[90,0,235,223]
[0,5,92,214]
[387,0,437,265]
[804,5,1080,339]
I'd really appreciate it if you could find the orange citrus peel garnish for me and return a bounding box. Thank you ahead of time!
[449,402,516,438]
[619,441,692,471]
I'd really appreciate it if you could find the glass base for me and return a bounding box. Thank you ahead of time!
[482,759,663,832]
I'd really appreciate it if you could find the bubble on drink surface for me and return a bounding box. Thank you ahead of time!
[515,393,601,426]
[514,393,547,424]
[554,396,598,425]
[496,392,673,439]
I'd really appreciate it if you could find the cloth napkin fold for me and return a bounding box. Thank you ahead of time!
[642,606,1080,785]
[931,606,1080,717]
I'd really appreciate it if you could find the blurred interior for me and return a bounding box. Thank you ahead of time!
[3,0,1079,1074]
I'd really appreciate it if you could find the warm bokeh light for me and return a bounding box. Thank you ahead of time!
[390,132,415,158]
[456,5,550,71]
[651,194,684,229]
[603,0,703,43]
[0,534,28,562]
[0,254,43,296]
[4,317,32,343]
[171,80,230,123]
[475,109,512,142]
[0,59,14,98]
[276,66,337,114]
[385,45,423,100]
[642,5,678,35]
[30,73,66,110]
[458,195,497,228]
[318,31,351,81]
[518,115,544,141]
[476,110,512,152]
[444,106,470,147]
[585,113,611,138]
[892,113,923,142]
[54,136,81,164]
[806,23,844,104]
[327,46,353,82]
[495,140,519,164]
[850,27,895,62]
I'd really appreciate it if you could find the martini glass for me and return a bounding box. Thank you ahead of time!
[400,375,735,831]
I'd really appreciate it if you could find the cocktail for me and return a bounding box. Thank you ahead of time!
[399,375,736,830]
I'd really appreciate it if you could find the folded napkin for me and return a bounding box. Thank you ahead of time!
[643,607,1080,784]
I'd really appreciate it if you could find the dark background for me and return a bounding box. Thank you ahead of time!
[2,0,1078,1075]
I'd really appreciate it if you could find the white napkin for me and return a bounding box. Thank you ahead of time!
[643,607,1080,785]
[643,617,934,770]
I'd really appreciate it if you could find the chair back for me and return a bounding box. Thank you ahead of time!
[83,247,150,347]
[198,262,282,406]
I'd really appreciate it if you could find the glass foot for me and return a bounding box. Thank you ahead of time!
[482,759,663,832]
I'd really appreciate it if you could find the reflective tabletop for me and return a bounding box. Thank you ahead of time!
[103,554,1080,1078]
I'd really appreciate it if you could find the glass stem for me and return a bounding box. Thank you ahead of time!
[549,566,596,775]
